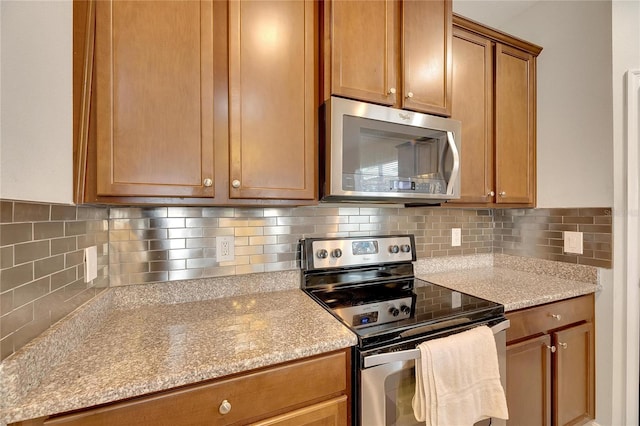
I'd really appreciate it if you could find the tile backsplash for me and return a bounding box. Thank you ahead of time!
[0,201,109,360]
[0,200,613,361]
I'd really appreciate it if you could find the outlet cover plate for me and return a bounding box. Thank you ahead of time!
[564,231,583,254]
[216,236,235,262]
[451,228,461,247]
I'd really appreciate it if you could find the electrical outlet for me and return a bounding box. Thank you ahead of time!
[563,231,583,254]
[451,228,461,247]
[216,236,235,262]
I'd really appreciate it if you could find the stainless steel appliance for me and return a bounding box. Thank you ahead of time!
[301,235,508,426]
[321,97,462,204]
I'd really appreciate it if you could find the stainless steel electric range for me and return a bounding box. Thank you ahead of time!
[300,234,508,426]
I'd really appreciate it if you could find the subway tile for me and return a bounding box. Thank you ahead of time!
[578,257,611,268]
[1,263,34,292]
[14,240,50,264]
[1,303,33,339]
[34,255,65,279]
[13,202,50,222]
[0,223,33,246]
[65,221,87,237]
[203,227,235,238]
[578,224,612,233]
[65,250,84,268]
[149,239,183,250]
[77,207,108,220]
[1,290,13,315]
[150,218,186,229]
[1,246,14,269]
[186,218,218,228]
[1,201,13,223]
[167,207,204,218]
[77,234,98,250]
[129,229,168,240]
[149,260,186,271]
[185,258,218,269]
[563,216,594,224]
[50,237,77,255]
[33,222,64,240]
[111,218,151,230]
[13,276,50,307]
[168,228,203,239]
[129,271,169,284]
[186,238,217,249]
[168,248,203,260]
[51,268,77,290]
[169,269,203,281]
[202,207,235,218]
[51,205,77,221]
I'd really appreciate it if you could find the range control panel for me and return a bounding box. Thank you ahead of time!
[334,296,414,329]
[301,235,416,270]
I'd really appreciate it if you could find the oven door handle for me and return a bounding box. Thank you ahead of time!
[363,319,510,368]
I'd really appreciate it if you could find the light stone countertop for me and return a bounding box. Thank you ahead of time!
[0,285,356,425]
[415,255,599,311]
[0,255,600,424]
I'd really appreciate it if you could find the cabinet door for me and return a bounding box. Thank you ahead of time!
[250,396,348,426]
[402,0,452,116]
[553,322,595,426]
[326,0,399,106]
[450,27,493,204]
[494,43,536,204]
[228,0,316,200]
[506,335,552,426]
[95,1,215,197]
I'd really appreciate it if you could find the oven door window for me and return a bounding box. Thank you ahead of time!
[342,115,453,195]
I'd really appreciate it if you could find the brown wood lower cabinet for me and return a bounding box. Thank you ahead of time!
[12,350,349,426]
[505,295,595,426]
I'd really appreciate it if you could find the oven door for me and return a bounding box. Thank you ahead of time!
[360,320,509,426]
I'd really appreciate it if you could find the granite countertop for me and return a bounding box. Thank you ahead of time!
[0,255,601,425]
[0,279,357,425]
[415,254,600,311]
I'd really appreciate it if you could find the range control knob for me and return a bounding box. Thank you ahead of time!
[400,244,411,253]
[316,249,329,259]
[389,245,400,254]
[400,305,411,315]
[331,248,343,258]
[389,306,400,317]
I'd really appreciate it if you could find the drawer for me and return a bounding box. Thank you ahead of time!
[43,350,348,426]
[506,294,594,344]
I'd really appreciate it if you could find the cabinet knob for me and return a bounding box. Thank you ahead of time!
[499,191,507,197]
[231,179,241,189]
[550,313,562,321]
[406,91,414,99]
[388,87,396,95]
[546,345,557,353]
[558,342,568,350]
[218,399,232,415]
[488,191,495,197]
[203,178,213,187]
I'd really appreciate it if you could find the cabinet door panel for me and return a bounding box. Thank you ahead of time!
[450,27,493,203]
[251,396,347,426]
[229,0,316,200]
[495,43,536,204]
[554,322,595,426]
[96,0,215,197]
[506,334,551,426]
[328,0,398,106]
[402,0,452,116]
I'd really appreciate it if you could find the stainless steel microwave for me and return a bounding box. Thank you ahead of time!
[321,96,461,204]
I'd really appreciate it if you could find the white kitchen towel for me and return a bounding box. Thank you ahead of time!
[412,325,508,426]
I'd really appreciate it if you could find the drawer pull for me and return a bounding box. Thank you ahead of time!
[219,399,232,415]
[546,345,556,353]
[550,314,562,321]
[558,342,568,350]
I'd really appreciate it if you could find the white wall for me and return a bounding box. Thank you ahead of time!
[454,0,614,208]
[0,1,73,204]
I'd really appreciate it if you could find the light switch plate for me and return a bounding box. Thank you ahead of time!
[216,236,235,262]
[451,228,461,247]
[84,246,98,283]
[564,231,583,254]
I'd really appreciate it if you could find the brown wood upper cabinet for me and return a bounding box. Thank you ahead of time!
[323,0,453,117]
[450,15,541,206]
[76,0,317,204]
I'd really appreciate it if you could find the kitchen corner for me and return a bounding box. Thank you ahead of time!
[0,252,598,425]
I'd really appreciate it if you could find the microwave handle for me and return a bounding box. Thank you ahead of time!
[362,319,510,368]
[445,131,460,196]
